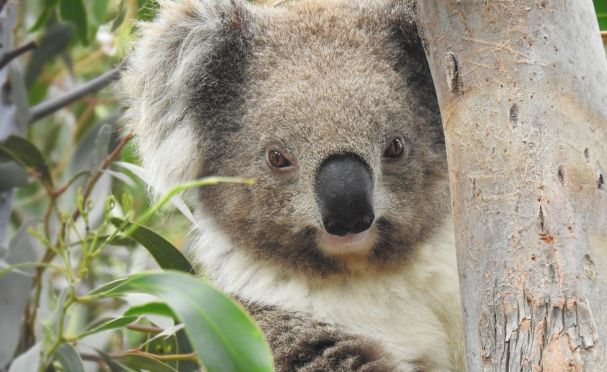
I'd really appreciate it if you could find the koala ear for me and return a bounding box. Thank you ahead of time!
[121,0,253,197]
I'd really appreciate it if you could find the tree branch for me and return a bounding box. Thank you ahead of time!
[28,65,123,124]
[0,41,36,70]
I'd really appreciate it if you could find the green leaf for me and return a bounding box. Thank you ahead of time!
[111,0,127,32]
[92,0,109,24]
[88,271,274,372]
[79,316,138,338]
[124,302,175,318]
[110,218,194,273]
[55,343,85,372]
[29,0,60,32]
[59,0,89,45]
[25,23,73,91]
[115,353,177,372]
[596,0,607,30]
[0,135,52,186]
[96,349,132,372]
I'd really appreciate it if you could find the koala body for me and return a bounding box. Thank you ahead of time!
[122,0,464,370]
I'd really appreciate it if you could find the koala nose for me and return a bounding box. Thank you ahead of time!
[315,154,375,236]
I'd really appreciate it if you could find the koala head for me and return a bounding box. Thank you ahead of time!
[122,0,449,276]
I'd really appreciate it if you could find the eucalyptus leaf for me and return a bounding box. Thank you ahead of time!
[88,271,273,372]
[124,302,175,318]
[7,343,41,372]
[59,0,89,45]
[0,135,51,186]
[111,0,127,31]
[96,349,132,372]
[42,288,69,350]
[29,0,60,32]
[9,66,30,128]
[112,161,196,223]
[55,343,85,372]
[92,0,109,24]
[79,316,138,338]
[110,218,194,273]
[25,24,73,90]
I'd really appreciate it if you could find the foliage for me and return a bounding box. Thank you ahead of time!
[0,0,604,371]
[0,1,271,371]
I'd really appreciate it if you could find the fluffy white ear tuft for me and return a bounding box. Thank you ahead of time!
[120,0,253,197]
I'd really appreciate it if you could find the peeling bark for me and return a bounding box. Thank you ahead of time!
[415,0,607,370]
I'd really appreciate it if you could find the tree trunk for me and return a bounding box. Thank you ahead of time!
[415,1,607,370]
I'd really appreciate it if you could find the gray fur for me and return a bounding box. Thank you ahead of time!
[246,302,401,371]
[122,0,462,370]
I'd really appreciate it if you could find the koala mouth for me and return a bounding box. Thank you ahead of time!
[316,227,379,257]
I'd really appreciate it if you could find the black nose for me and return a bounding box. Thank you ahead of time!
[315,154,374,236]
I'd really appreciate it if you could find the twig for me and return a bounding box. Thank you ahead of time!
[601,31,607,40]
[0,41,36,70]
[72,132,134,221]
[28,65,123,124]
[21,133,133,350]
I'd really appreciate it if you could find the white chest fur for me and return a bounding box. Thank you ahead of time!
[192,218,464,371]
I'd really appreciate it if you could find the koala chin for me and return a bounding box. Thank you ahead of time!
[122,0,465,370]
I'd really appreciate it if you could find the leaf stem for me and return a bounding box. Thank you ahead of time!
[126,176,255,237]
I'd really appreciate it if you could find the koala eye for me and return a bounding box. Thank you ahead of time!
[383,137,406,159]
[267,149,292,169]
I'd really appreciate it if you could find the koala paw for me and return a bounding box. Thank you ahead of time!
[289,335,397,372]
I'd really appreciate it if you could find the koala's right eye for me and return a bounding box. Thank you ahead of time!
[267,149,292,169]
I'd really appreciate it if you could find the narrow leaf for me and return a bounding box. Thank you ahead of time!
[55,343,85,372]
[96,349,131,372]
[79,316,138,338]
[124,302,174,318]
[88,271,274,372]
[110,218,194,273]
[30,0,60,32]
[59,0,88,45]
[111,0,127,31]
[8,343,41,372]
[0,135,51,185]
[93,0,109,24]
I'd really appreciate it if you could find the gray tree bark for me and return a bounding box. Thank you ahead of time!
[415,1,607,370]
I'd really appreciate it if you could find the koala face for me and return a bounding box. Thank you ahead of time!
[123,0,449,276]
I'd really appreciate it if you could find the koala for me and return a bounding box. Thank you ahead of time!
[121,0,464,370]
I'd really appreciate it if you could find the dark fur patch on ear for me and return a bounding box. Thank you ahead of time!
[387,4,445,148]
[189,2,252,134]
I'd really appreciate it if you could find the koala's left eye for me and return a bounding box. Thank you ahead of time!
[383,137,406,159]
[267,149,292,169]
